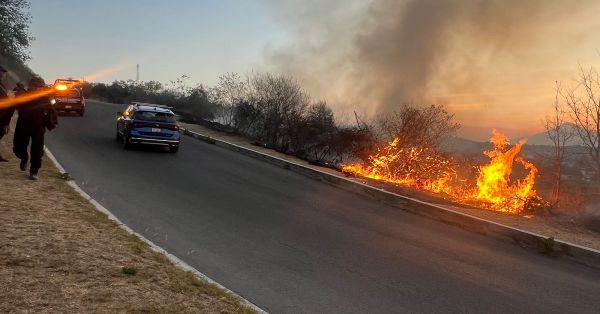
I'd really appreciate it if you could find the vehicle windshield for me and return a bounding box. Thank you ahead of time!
[135,111,175,123]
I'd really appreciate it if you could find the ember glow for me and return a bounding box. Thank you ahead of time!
[342,130,541,214]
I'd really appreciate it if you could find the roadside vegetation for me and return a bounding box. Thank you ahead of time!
[84,73,459,168]
[0,0,35,78]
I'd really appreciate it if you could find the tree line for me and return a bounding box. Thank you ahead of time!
[83,72,458,168]
[0,0,35,78]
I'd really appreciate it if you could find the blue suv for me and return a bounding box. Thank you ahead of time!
[116,103,181,153]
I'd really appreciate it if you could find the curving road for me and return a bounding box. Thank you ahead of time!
[46,100,600,313]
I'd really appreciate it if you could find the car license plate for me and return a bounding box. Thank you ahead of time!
[65,105,72,109]
[151,128,161,133]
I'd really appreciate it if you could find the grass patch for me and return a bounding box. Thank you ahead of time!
[122,266,138,275]
[59,172,73,181]
[540,236,562,256]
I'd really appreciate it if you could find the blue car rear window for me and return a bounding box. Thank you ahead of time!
[135,111,175,123]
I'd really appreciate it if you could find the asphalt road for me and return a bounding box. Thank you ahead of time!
[46,100,600,313]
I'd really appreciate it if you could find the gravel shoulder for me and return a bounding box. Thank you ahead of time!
[181,121,600,252]
[0,125,256,313]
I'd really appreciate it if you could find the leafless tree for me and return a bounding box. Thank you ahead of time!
[560,65,600,183]
[376,103,460,150]
[166,75,191,97]
[246,72,310,152]
[300,101,338,162]
[544,82,575,206]
[210,72,249,126]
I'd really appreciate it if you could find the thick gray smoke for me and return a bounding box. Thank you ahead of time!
[351,0,554,110]
[265,0,595,127]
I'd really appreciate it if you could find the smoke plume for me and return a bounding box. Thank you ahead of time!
[265,0,599,136]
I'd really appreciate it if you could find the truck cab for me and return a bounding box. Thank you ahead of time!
[53,79,85,116]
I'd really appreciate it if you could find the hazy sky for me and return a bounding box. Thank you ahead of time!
[29,0,288,85]
[27,0,600,139]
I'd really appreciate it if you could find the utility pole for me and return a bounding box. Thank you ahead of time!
[136,64,140,82]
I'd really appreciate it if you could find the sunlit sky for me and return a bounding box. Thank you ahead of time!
[27,0,600,139]
[29,0,288,85]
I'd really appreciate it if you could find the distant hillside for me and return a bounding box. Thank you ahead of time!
[442,137,488,155]
[458,126,524,142]
[523,123,585,146]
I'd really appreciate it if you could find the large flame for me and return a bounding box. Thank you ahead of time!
[472,130,538,213]
[342,129,540,214]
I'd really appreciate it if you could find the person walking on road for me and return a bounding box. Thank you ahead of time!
[0,65,15,162]
[13,76,58,180]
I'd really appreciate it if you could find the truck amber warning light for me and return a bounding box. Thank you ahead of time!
[54,84,68,91]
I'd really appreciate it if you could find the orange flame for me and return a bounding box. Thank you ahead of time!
[342,138,458,193]
[471,129,538,213]
[342,129,541,214]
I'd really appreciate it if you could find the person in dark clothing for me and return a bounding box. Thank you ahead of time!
[13,76,57,180]
[0,65,14,162]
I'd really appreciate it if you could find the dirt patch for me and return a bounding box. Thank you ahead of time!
[181,122,600,252]
[0,126,256,313]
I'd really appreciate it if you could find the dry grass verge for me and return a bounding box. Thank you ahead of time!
[0,128,256,313]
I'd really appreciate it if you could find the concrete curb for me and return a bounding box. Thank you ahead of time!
[182,128,600,269]
[44,147,268,314]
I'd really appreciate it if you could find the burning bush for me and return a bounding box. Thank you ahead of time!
[342,138,458,194]
[468,130,540,214]
[343,129,547,215]
[376,104,460,150]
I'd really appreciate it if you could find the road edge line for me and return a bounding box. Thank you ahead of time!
[43,146,268,314]
[182,128,600,269]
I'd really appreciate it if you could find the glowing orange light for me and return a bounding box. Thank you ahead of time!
[55,84,68,91]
